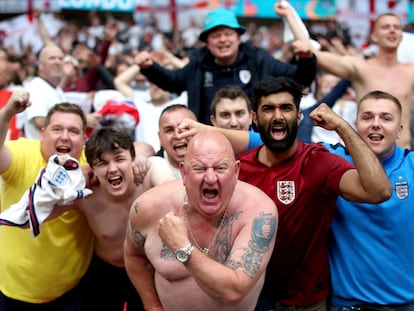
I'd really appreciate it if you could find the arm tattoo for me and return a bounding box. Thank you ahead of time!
[133,230,145,251]
[160,243,175,261]
[226,212,276,278]
[126,221,145,252]
[214,211,241,263]
[133,202,139,213]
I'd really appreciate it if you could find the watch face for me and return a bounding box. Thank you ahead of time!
[176,249,189,263]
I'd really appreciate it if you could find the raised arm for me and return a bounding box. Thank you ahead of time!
[314,51,359,80]
[275,0,310,42]
[114,64,140,99]
[151,50,188,69]
[177,119,251,154]
[275,0,358,79]
[0,91,30,174]
[310,103,392,203]
[35,10,54,45]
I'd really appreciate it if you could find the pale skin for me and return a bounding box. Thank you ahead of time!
[299,102,391,203]
[124,132,278,311]
[158,108,197,170]
[32,44,66,131]
[114,64,141,99]
[0,92,172,268]
[115,51,188,99]
[210,97,252,131]
[30,43,104,132]
[275,1,414,148]
[252,91,391,203]
[133,27,243,68]
[175,97,392,203]
[135,23,312,68]
[54,152,175,267]
[0,91,86,175]
[0,91,31,172]
[355,96,403,160]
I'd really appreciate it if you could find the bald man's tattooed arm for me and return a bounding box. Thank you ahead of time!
[226,211,277,278]
[124,201,163,310]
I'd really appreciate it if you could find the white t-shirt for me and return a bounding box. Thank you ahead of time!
[134,92,188,151]
[312,99,357,144]
[24,77,66,139]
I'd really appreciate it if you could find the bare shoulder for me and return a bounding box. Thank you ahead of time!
[403,62,414,76]
[130,179,184,220]
[140,178,182,201]
[350,55,368,70]
[147,155,169,166]
[134,141,155,157]
[74,188,100,211]
[141,156,175,190]
[233,181,277,215]
[147,156,175,176]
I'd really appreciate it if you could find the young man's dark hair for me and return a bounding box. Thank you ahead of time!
[251,76,304,112]
[210,85,252,116]
[85,128,135,167]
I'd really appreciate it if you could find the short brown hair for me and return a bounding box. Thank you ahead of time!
[210,85,251,116]
[44,103,87,133]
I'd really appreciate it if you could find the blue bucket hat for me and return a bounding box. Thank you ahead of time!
[198,8,246,42]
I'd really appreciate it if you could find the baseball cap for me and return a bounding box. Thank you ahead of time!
[198,8,246,42]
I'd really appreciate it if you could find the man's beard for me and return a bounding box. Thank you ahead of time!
[258,120,297,152]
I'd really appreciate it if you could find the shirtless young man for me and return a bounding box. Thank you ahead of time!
[77,127,175,310]
[157,104,197,179]
[15,127,176,310]
[275,1,414,148]
[124,131,278,311]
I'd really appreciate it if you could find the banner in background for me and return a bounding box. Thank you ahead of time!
[58,0,135,11]
[229,0,336,20]
[57,0,205,12]
[2,0,414,22]
[1,0,414,33]
[409,0,414,22]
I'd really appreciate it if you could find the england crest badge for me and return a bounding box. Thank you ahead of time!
[239,70,251,84]
[395,180,408,199]
[277,181,295,205]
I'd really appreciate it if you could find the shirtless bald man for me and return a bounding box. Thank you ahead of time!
[124,131,278,311]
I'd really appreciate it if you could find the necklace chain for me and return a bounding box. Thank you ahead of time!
[183,195,228,255]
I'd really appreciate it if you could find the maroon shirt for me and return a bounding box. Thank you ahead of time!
[63,40,111,92]
[237,141,354,306]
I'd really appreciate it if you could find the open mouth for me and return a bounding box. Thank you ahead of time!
[108,176,123,187]
[271,124,287,140]
[203,188,218,199]
[56,146,71,154]
[218,44,231,51]
[368,133,384,141]
[173,142,187,153]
